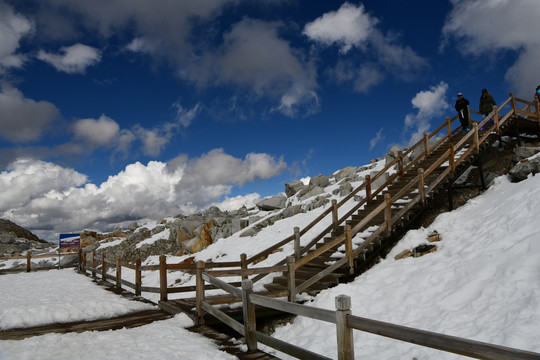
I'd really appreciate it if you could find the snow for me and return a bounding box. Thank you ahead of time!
[1,157,540,359]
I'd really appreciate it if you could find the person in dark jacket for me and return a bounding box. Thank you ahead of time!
[479,88,496,127]
[535,85,540,102]
[455,92,470,132]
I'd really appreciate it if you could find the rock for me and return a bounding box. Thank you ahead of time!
[256,195,287,210]
[282,205,303,219]
[187,220,214,253]
[285,180,305,197]
[128,222,139,231]
[385,146,401,166]
[339,181,353,197]
[309,175,330,188]
[297,185,324,200]
[508,158,540,182]
[370,171,390,191]
[512,147,540,162]
[333,166,357,182]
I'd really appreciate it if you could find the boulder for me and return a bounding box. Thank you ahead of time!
[309,175,330,188]
[339,181,353,197]
[508,157,540,182]
[285,180,305,197]
[256,195,287,210]
[385,146,401,166]
[298,185,324,201]
[282,205,303,219]
[333,166,357,182]
[512,147,540,162]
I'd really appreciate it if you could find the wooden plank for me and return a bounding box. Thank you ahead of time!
[119,278,135,289]
[246,234,295,265]
[253,331,332,360]
[205,265,287,277]
[140,286,160,293]
[167,282,243,294]
[202,272,243,298]
[296,257,348,294]
[201,301,244,335]
[250,294,336,324]
[294,233,345,270]
[346,315,540,360]
[139,264,160,271]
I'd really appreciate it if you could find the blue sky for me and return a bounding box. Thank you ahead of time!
[1,0,539,239]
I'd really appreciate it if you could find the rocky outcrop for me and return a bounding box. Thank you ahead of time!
[0,219,53,256]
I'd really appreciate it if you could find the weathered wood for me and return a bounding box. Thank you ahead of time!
[294,233,345,270]
[240,253,248,280]
[344,226,354,275]
[201,301,244,335]
[253,331,332,360]
[346,314,540,360]
[116,255,122,289]
[296,256,348,294]
[159,255,167,301]
[287,256,296,302]
[242,280,257,351]
[139,286,160,294]
[205,266,286,277]
[336,295,354,360]
[195,261,205,325]
[250,294,336,323]
[365,174,371,205]
[92,251,96,278]
[26,252,31,272]
[424,132,430,157]
[135,259,141,296]
[101,251,106,282]
[201,272,243,298]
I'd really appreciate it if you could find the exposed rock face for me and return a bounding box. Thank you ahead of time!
[309,174,330,188]
[0,219,53,256]
[285,180,305,197]
[256,195,287,210]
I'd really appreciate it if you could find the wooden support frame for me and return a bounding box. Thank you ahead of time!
[116,255,122,290]
[287,256,296,302]
[336,295,354,360]
[344,225,354,275]
[365,175,371,205]
[195,260,205,325]
[294,227,301,260]
[241,279,257,351]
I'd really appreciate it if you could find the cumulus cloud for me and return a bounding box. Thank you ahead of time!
[37,43,101,74]
[0,150,286,237]
[404,81,450,144]
[73,115,120,147]
[303,2,377,54]
[442,0,540,97]
[0,2,33,69]
[0,84,61,143]
[305,2,426,92]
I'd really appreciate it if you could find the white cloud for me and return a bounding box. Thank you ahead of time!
[0,150,286,234]
[404,82,450,144]
[37,43,101,74]
[306,3,426,92]
[442,0,540,97]
[0,2,33,69]
[73,115,120,147]
[173,101,202,127]
[0,84,60,143]
[134,126,170,157]
[213,193,261,212]
[369,128,384,151]
[303,2,377,54]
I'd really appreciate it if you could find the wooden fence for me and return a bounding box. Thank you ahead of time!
[0,251,79,273]
[198,274,540,360]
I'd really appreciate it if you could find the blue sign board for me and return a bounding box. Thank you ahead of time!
[59,233,80,248]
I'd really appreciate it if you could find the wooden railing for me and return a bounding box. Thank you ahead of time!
[0,251,79,273]
[197,274,540,360]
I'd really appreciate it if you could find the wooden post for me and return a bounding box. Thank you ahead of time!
[473,123,479,153]
[423,132,430,157]
[467,105,472,129]
[335,295,354,360]
[116,255,122,290]
[418,168,426,207]
[240,253,248,280]
[365,175,371,205]
[446,116,452,137]
[159,255,168,301]
[78,248,83,272]
[535,98,540,121]
[287,256,296,303]
[510,92,516,114]
[397,151,404,175]
[384,193,392,233]
[493,105,500,134]
[448,144,455,173]
[294,227,301,260]
[92,251,96,278]
[195,260,205,325]
[331,199,339,231]
[241,279,258,351]
[82,252,87,273]
[26,252,31,272]
[102,251,106,281]
[135,259,141,297]
[344,225,354,275]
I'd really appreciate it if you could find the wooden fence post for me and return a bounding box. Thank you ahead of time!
[78,248,82,272]
[135,259,141,297]
[446,116,452,137]
[116,255,122,290]
[287,256,296,303]
[510,92,516,114]
[384,193,392,233]
[195,260,206,325]
[535,98,540,121]
[92,251,96,278]
[423,132,430,157]
[336,295,354,360]
[102,251,106,281]
[345,225,354,275]
[331,200,339,232]
[397,151,404,175]
[26,252,31,272]
[82,252,87,273]
[448,144,455,173]
[159,255,168,301]
[365,175,371,205]
[467,106,472,129]
[473,123,479,153]
[240,253,248,280]
[418,168,426,207]
[493,105,500,134]
[294,227,301,260]
[241,279,258,351]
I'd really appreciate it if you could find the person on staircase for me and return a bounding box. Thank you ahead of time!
[535,85,540,102]
[479,88,496,129]
[455,92,470,132]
